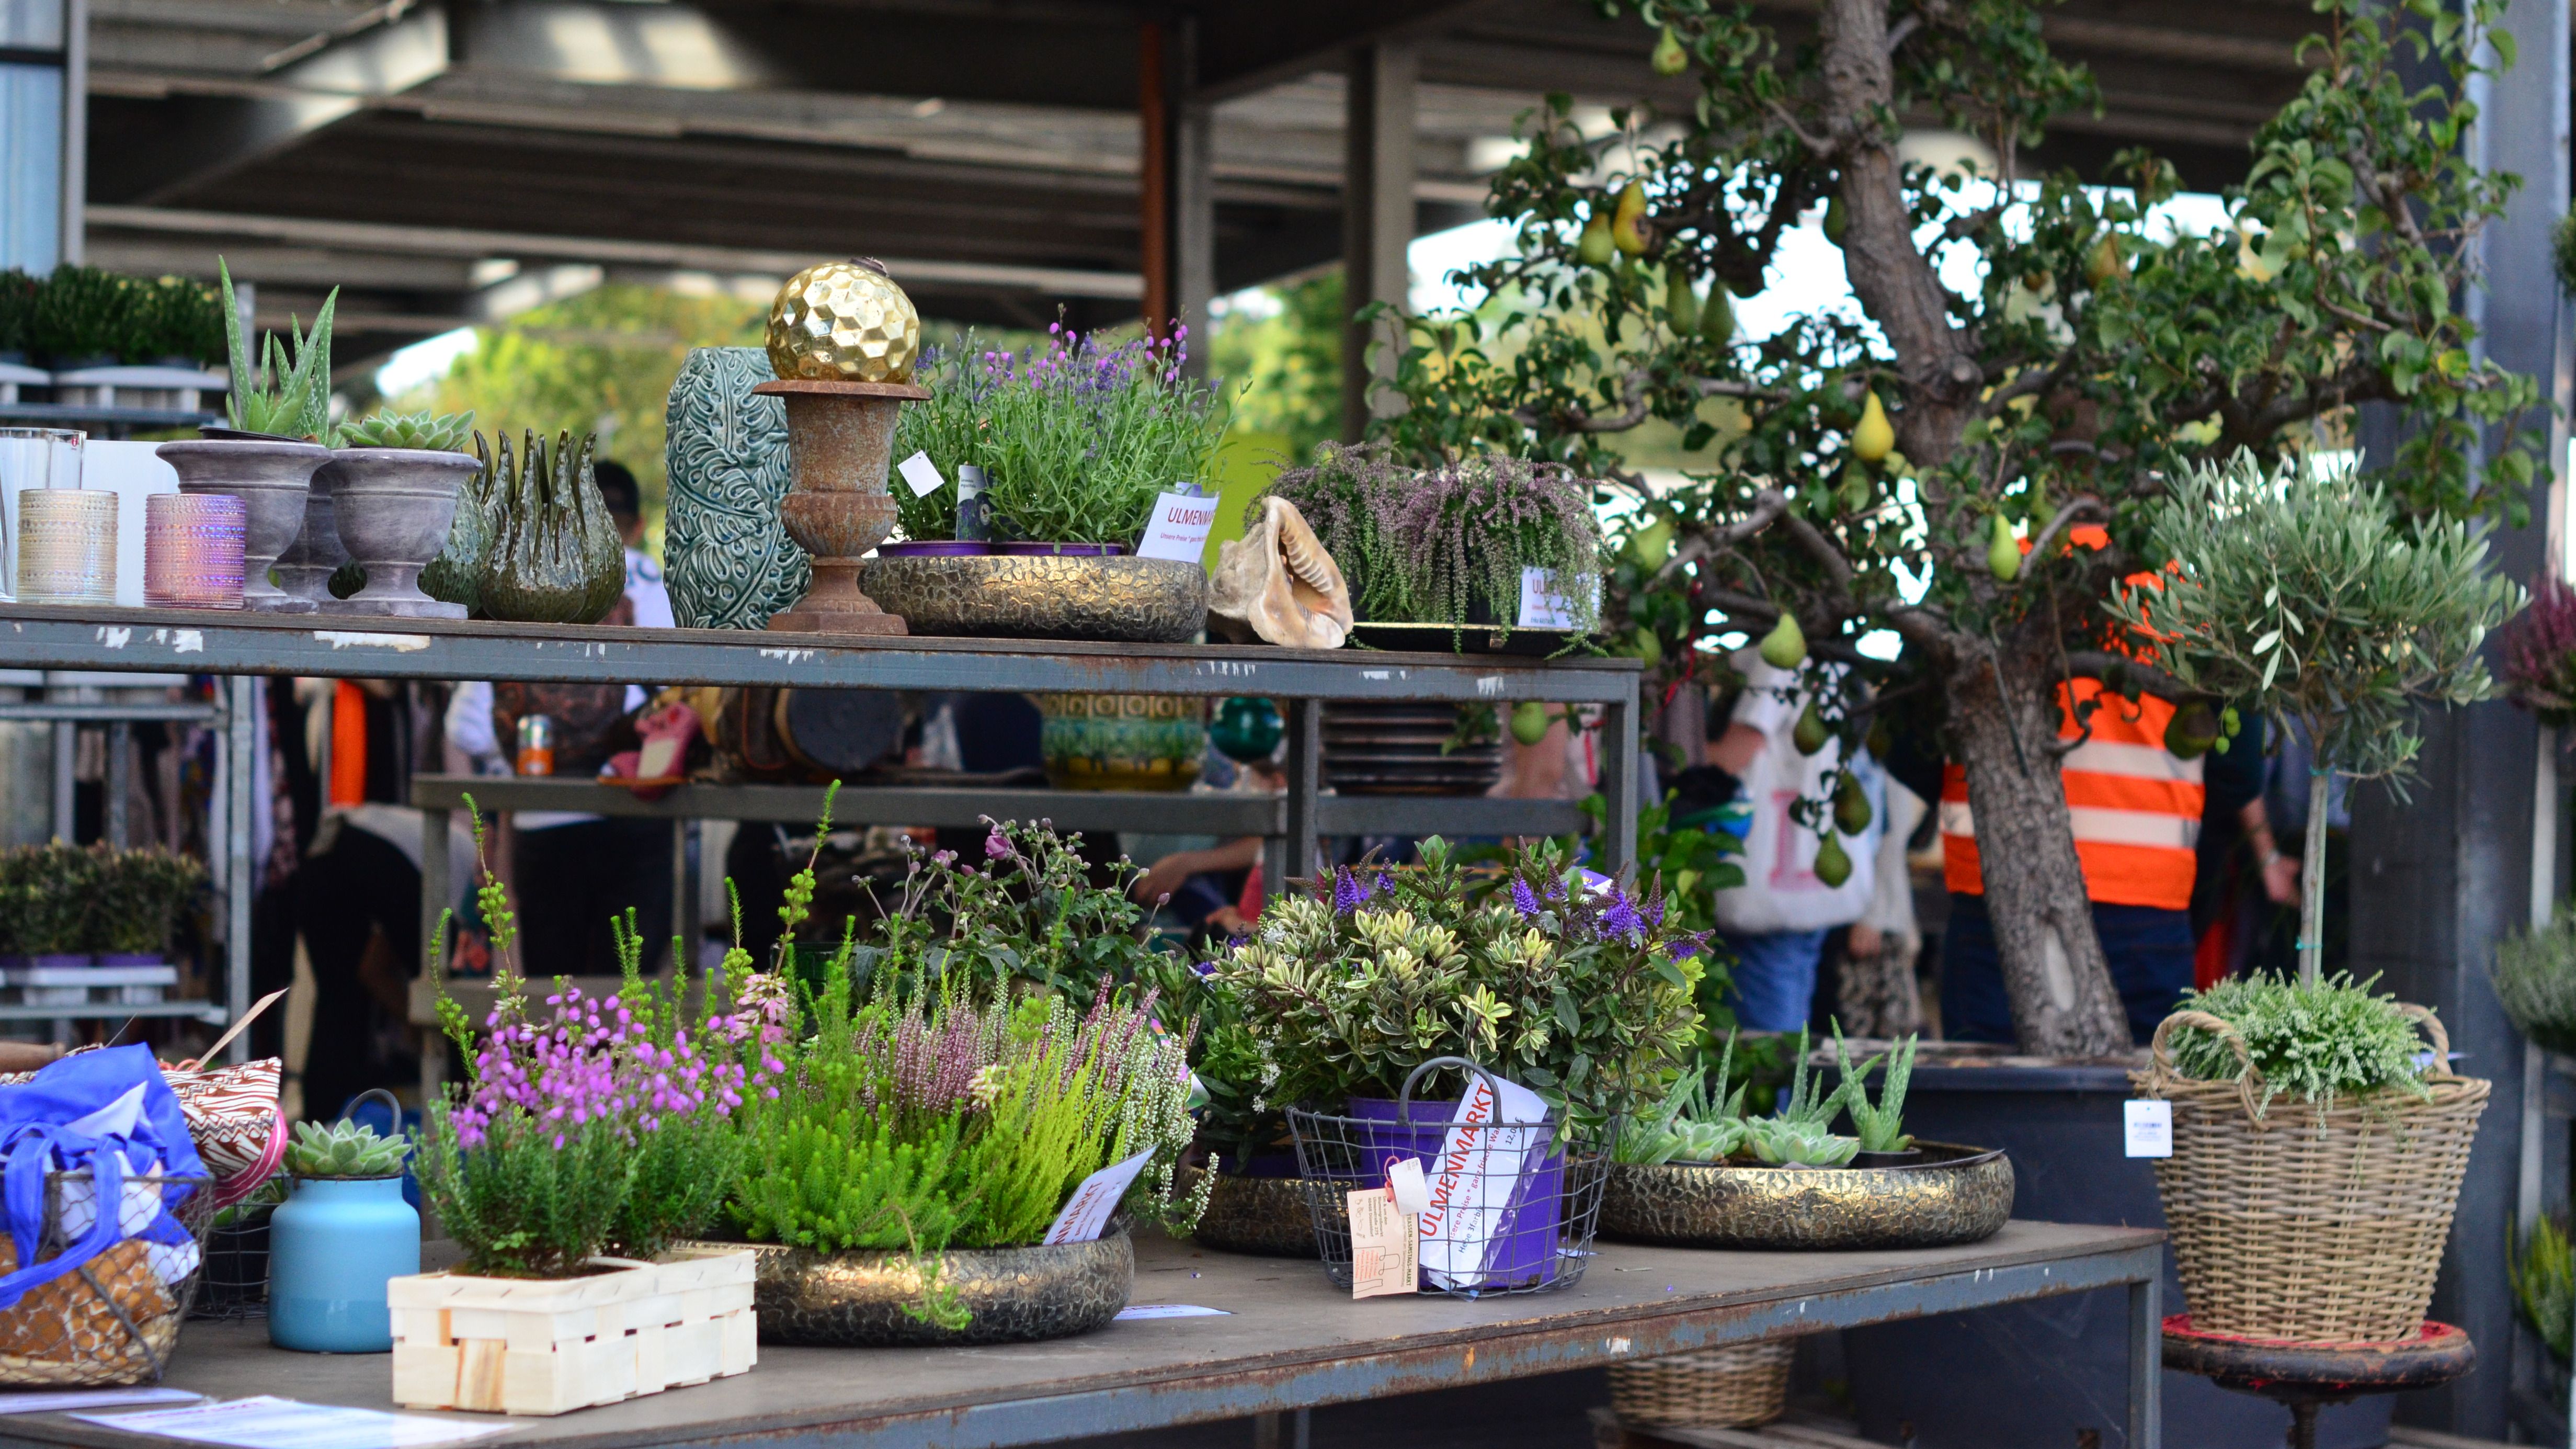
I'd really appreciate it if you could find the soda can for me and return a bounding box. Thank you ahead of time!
[516,714,556,777]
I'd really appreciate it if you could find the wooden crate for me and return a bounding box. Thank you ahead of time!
[390,1246,756,1416]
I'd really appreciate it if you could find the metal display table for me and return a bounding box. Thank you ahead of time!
[0,1222,2164,1449]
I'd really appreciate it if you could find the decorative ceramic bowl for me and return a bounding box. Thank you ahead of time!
[734,1226,1132,1346]
[1190,1174,1335,1259]
[1599,1141,2013,1251]
[861,554,1207,643]
[1036,693,1205,791]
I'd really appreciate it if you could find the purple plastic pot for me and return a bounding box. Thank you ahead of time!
[29,954,93,969]
[98,954,165,969]
[876,540,992,557]
[1225,1151,1305,1181]
[996,541,1125,557]
[1344,1095,1565,1291]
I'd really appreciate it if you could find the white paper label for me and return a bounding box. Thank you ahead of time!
[1518,567,1594,628]
[70,1396,510,1449]
[1386,1157,1431,1216]
[1347,1188,1419,1298]
[1419,1072,1551,1290]
[2124,1099,2173,1158]
[1044,1145,1158,1244]
[1113,1303,1232,1320]
[1135,488,1221,562]
[896,450,946,499]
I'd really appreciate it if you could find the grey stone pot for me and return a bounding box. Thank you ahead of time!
[274,469,348,612]
[324,448,475,618]
[155,438,332,614]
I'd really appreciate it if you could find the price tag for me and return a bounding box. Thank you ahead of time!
[1346,1188,1419,1298]
[1044,1146,1157,1243]
[896,450,946,499]
[1135,488,1220,563]
[1386,1157,1430,1216]
[2123,1099,2173,1159]
[1518,567,1595,628]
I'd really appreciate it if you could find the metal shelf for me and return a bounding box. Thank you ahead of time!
[0,1001,227,1025]
[0,700,220,722]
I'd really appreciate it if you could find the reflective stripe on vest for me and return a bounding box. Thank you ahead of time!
[1940,679,2205,911]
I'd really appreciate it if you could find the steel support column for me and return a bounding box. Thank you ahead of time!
[223,676,253,1063]
[1339,41,1416,442]
[2354,0,2571,1432]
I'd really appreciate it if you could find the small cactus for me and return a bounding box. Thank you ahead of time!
[285,1118,410,1179]
[338,408,473,452]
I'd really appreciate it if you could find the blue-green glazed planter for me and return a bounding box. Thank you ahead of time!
[269,1176,418,1352]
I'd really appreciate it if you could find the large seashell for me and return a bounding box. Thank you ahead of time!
[1209,496,1353,649]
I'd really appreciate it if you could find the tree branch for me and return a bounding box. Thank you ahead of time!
[1657,488,1790,584]
[2060,650,2205,704]
[2021,495,2108,571]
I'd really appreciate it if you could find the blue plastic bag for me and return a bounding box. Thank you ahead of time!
[0,1045,206,1310]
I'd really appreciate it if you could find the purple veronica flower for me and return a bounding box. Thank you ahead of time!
[1331,866,1375,914]
[1510,878,1542,916]
[1601,890,1645,941]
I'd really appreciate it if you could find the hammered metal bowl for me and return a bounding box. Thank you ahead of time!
[861,554,1209,643]
[1190,1174,1338,1259]
[1599,1141,2013,1250]
[735,1227,1133,1346]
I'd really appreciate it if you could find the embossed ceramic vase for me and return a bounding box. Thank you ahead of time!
[144,493,246,609]
[156,438,330,613]
[1035,694,1205,790]
[15,489,118,605]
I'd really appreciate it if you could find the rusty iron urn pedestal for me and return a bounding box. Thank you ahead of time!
[750,377,928,638]
[2161,1315,2475,1449]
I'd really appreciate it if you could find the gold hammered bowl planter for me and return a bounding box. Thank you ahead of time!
[733,1227,1133,1347]
[860,554,1209,643]
[1599,1142,2013,1251]
[1190,1174,1341,1259]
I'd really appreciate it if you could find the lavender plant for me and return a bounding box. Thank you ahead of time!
[891,324,1227,546]
[1207,836,1704,1128]
[419,798,765,1277]
[1262,444,1605,633]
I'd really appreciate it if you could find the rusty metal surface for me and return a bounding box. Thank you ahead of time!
[2160,1314,2477,1397]
[0,603,1639,704]
[1598,1142,2015,1251]
[0,1221,2164,1449]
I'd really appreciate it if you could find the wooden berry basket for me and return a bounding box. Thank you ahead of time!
[390,1245,755,1417]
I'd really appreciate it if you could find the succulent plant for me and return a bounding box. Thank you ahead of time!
[1617,1032,1753,1165]
[218,257,337,440]
[1742,1115,1861,1168]
[1832,1023,1916,1154]
[338,407,474,452]
[286,1118,410,1180]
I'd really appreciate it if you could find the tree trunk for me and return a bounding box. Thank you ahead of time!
[1944,644,2134,1055]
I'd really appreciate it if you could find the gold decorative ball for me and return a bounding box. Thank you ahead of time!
[766,258,921,383]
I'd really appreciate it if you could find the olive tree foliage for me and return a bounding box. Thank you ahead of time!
[1370,0,2542,1054]
[2109,454,2522,986]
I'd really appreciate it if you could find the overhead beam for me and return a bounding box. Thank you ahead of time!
[87,2,448,204]
[85,204,1147,299]
[1199,0,1496,103]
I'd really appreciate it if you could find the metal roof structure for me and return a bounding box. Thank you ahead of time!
[78,0,2318,366]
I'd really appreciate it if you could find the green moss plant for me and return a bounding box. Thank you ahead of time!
[2163,971,2435,1116]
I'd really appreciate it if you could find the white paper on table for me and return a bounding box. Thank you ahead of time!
[1516,567,1595,629]
[71,1396,512,1449]
[1133,489,1220,563]
[1043,1145,1158,1244]
[0,1387,199,1414]
[1416,1071,1549,1290]
[896,450,947,499]
[1113,1304,1232,1320]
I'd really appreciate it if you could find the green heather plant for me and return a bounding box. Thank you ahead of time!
[1261,444,1604,633]
[1833,1025,1916,1154]
[286,1119,409,1179]
[136,275,225,364]
[1207,836,1704,1129]
[420,799,761,1277]
[2113,455,2521,986]
[2515,1212,2574,1361]
[2498,907,2576,1057]
[1,843,100,957]
[216,257,337,440]
[339,408,474,452]
[2163,971,2434,1115]
[0,269,36,356]
[891,325,1227,545]
[90,845,206,957]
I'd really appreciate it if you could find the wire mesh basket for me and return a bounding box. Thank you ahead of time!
[191,1175,284,1322]
[1287,1057,1610,1298]
[0,1172,213,1386]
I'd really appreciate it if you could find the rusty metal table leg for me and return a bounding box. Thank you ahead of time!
[1250,1408,1309,1449]
[2129,1273,2162,1449]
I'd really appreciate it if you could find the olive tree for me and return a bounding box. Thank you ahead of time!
[1372,0,2541,1052]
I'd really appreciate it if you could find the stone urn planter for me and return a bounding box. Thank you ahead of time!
[272,474,347,612]
[155,437,330,613]
[323,448,476,618]
[749,377,923,636]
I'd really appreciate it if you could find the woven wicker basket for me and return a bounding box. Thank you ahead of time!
[2135,1006,2488,1344]
[1608,1342,1792,1428]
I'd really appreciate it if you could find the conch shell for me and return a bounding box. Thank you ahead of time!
[1209,497,1353,649]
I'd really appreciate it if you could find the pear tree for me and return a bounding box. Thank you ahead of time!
[1371,0,2541,1052]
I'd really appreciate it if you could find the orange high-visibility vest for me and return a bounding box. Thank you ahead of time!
[1939,677,2204,911]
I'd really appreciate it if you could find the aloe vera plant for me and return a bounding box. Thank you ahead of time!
[1832,1023,1916,1154]
[286,1118,409,1180]
[216,257,336,441]
[1616,1033,1752,1165]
